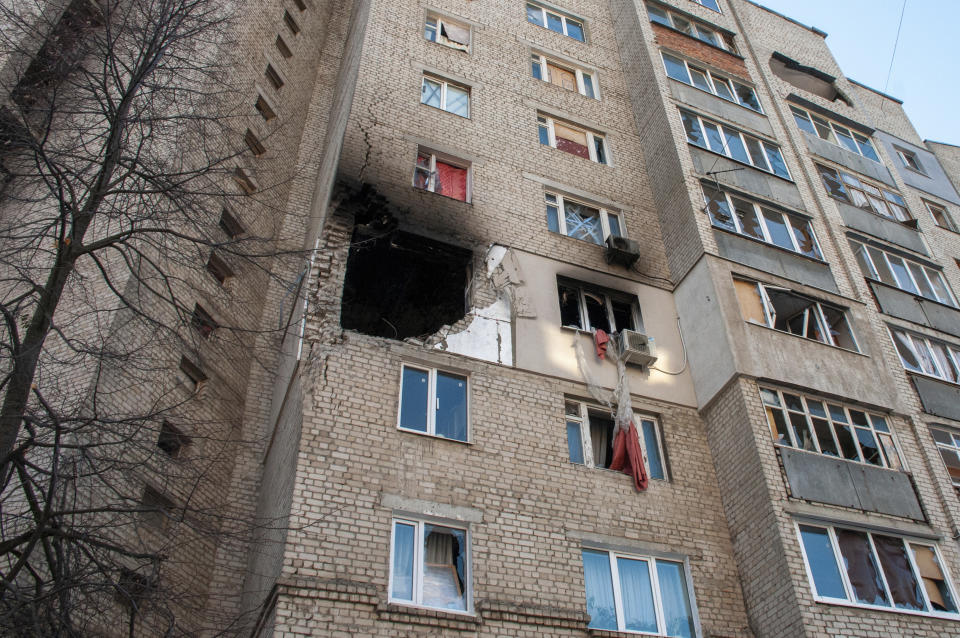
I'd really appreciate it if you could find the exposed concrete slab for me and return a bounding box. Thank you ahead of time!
[835,200,928,254]
[669,81,773,138]
[714,231,837,293]
[918,298,960,339]
[801,131,895,187]
[869,281,960,339]
[689,147,804,211]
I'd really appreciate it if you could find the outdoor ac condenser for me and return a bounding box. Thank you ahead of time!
[616,329,657,368]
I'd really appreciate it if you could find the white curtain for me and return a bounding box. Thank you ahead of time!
[618,558,657,634]
[582,550,617,630]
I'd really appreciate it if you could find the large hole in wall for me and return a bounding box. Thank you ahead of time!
[340,223,473,340]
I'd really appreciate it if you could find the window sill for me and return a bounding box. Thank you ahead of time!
[397,427,472,446]
[902,165,930,178]
[549,228,610,249]
[811,597,960,622]
[665,76,765,117]
[649,20,743,60]
[711,225,827,265]
[411,186,472,205]
[376,602,480,629]
[420,102,470,120]
[744,320,865,356]
[905,369,960,389]
[932,223,960,236]
[866,278,958,312]
[688,143,793,183]
[774,443,901,473]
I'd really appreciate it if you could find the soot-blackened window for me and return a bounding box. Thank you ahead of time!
[341,229,472,339]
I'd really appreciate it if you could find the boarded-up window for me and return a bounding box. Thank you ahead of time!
[548,63,576,91]
[734,279,765,324]
[554,122,589,159]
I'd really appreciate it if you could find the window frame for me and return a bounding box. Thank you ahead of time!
[890,327,960,385]
[789,106,880,162]
[701,183,822,259]
[531,52,598,99]
[545,191,622,245]
[795,520,960,619]
[690,0,721,12]
[557,278,644,334]
[564,399,668,481]
[424,12,471,52]
[526,2,586,42]
[646,3,737,54]
[896,148,926,175]
[661,52,762,113]
[538,114,609,164]
[420,74,470,118]
[931,425,960,489]
[758,386,903,469]
[388,517,473,614]
[681,109,790,179]
[412,148,472,202]
[849,239,957,307]
[814,163,912,222]
[581,547,700,635]
[925,200,958,233]
[396,363,470,442]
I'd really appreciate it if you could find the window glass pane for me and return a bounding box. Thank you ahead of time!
[662,54,690,82]
[445,85,469,117]
[939,447,960,485]
[607,213,622,238]
[582,550,617,630]
[817,164,849,201]
[744,137,770,172]
[689,67,711,92]
[546,12,563,33]
[712,76,734,101]
[421,79,442,108]
[855,427,883,466]
[866,247,896,286]
[765,405,791,445]
[734,279,767,326]
[820,305,857,351]
[873,535,924,611]
[908,263,936,300]
[641,419,664,480]
[582,74,596,99]
[892,330,922,373]
[799,525,847,599]
[764,144,790,179]
[731,197,763,239]
[700,0,721,9]
[930,342,959,383]
[854,133,880,162]
[539,122,550,146]
[567,421,584,464]
[400,367,429,432]
[616,557,658,633]
[566,19,585,41]
[547,203,560,232]
[703,184,736,232]
[790,218,820,258]
[834,126,860,153]
[425,18,438,42]
[526,4,544,26]
[791,107,816,135]
[695,26,719,47]
[657,560,696,638]
[611,299,634,331]
[548,63,577,91]
[558,285,583,329]
[435,372,467,441]
[703,121,725,154]
[672,15,694,36]
[761,209,794,250]
[681,111,705,147]
[531,55,542,80]
[835,424,861,461]
[910,544,958,612]
[391,522,416,601]
[811,115,835,142]
[647,4,671,26]
[888,256,919,294]
[928,271,955,306]
[564,201,604,244]
[836,529,889,606]
[735,83,761,111]
[811,417,838,456]
[422,524,467,610]
[723,129,750,164]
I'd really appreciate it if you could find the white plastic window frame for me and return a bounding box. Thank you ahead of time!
[661,52,762,113]
[794,520,960,620]
[538,115,609,164]
[896,148,926,174]
[759,386,903,469]
[646,3,736,54]
[412,149,472,202]
[388,517,473,614]
[530,52,598,99]
[701,184,822,258]
[565,399,667,480]
[582,547,700,635]
[423,12,471,52]
[682,110,791,180]
[890,327,960,385]
[789,106,880,163]
[545,191,622,244]
[396,363,470,441]
[849,240,957,307]
[558,279,643,333]
[526,2,586,41]
[814,163,912,222]
[931,425,960,488]
[744,280,859,351]
[420,74,470,118]
[925,200,958,232]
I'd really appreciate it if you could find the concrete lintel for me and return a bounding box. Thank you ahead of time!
[381,493,483,523]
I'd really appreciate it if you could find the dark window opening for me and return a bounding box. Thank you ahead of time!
[190,304,217,338]
[115,568,155,610]
[341,226,472,340]
[157,421,189,458]
[589,411,615,469]
[219,207,245,238]
[265,64,283,90]
[233,167,256,194]
[178,356,207,392]
[283,11,301,35]
[255,94,276,121]
[244,129,265,156]
[206,252,233,284]
[293,0,307,11]
[140,486,175,530]
[276,35,293,58]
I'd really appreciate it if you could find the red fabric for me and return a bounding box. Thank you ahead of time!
[555,138,590,159]
[609,422,649,492]
[594,329,610,360]
[435,161,468,201]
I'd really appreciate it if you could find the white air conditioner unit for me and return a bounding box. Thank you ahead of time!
[616,329,657,368]
[604,235,641,268]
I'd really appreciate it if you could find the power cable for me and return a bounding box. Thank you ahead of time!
[883,0,908,94]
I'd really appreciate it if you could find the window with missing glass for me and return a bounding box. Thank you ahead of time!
[538,114,608,164]
[789,106,879,162]
[814,164,911,222]
[931,426,960,488]
[733,279,858,350]
[925,200,957,232]
[681,109,790,179]
[564,399,666,480]
[890,328,960,385]
[581,548,698,635]
[531,53,597,98]
[397,364,468,442]
[413,148,470,202]
[896,148,925,174]
[797,522,959,617]
[759,387,902,469]
[424,13,470,51]
[849,239,957,307]
[557,279,642,334]
[390,518,470,612]
[545,191,621,245]
[646,3,736,53]
[662,53,761,112]
[702,183,820,258]
[526,2,585,41]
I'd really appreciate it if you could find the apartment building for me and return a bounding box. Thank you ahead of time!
[6,0,960,636]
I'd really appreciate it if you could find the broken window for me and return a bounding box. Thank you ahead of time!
[206,252,234,285]
[701,183,821,258]
[890,328,960,384]
[681,109,790,179]
[557,279,642,333]
[190,304,217,338]
[413,148,470,202]
[849,239,957,306]
[157,421,189,458]
[390,518,469,612]
[420,75,470,118]
[815,164,911,222]
[398,364,468,442]
[545,191,621,245]
[759,386,903,469]
[178,356,207,392]
[538,114,608,164]
[565,399,666,480]
[798,523,959,616]
[931,426,960,488]
[769,53,848,103]
[645,3,736,53]
[531,53,597,98]
[735,279,858,350]
[789,106,879,161]
[340,226,472,340]
[424,13,471,51]
[661,53,761,113]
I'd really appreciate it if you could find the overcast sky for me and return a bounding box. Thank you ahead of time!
[753,0,959,146]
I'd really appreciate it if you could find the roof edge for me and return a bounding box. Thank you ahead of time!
[846,77,903,104]
[742,1,828,38]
